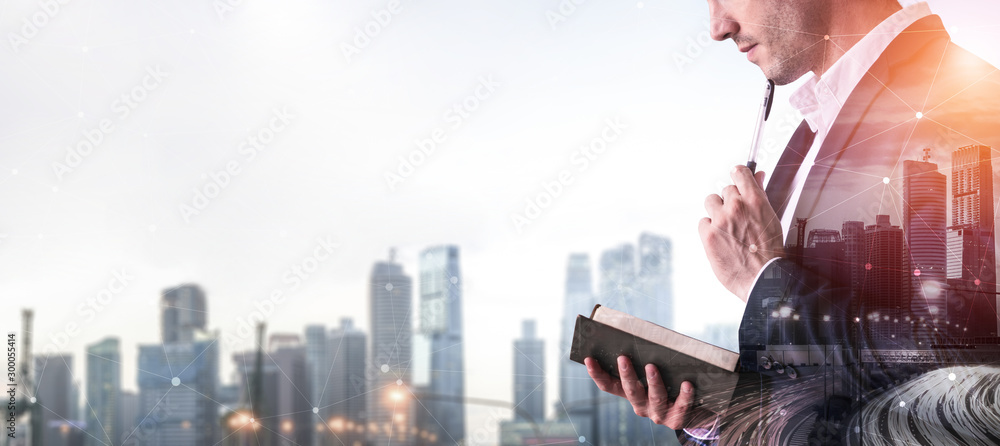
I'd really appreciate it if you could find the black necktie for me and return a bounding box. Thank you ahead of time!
[765,120,817,220]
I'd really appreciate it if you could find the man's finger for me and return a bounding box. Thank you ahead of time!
[585,357,624,398]
[617,356,648,415]
[720,184,740,202]
[664,380,694,429]
[731,165,764,199]
[645,364,671,416]
[704,194,723,216]
[754,170,766,189]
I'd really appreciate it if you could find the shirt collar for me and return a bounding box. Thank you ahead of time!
[789,2,932,133]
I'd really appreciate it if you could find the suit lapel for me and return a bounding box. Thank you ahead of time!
[765,121,815,219]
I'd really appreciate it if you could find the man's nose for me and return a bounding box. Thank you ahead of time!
[708,1,738,41]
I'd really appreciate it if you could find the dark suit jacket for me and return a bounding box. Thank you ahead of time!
[704,15,1000,445]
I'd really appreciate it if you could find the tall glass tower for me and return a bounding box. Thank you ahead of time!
[86,337,121,446]
[513,320,545,423]
[903,154,947,324]
[947,144,997,336]
[368,253,414,445]
[419,245,465,445]
[558,254,595,440]
[638,233,674,329]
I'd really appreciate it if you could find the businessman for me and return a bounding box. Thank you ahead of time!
[588,0,1000,443]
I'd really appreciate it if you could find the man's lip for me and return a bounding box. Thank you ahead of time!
[744,44,758,61]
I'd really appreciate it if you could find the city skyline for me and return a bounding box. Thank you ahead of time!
[4,1,1000,444]
[16,232,688,445]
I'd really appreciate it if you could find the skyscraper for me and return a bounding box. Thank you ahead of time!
[418,245,465,445]
[904,154,948,323]
[269,335,313,445]
[638,233,674,329]
[558,253,595,440]
[327,318,367,446]
[595,242,672,444]
[598,244,637,313]
[231,336,313,446]
[863,215,910,342]
[85,337,121,446]
[161,284,207,343]
[513,320,545,424]
[34,354,83,446]
[119,390,140,446]
[947,144,998,336]
[842,221,867,301]
[304,324,327,446]
[368,253,415,445]
[137,339,219,446]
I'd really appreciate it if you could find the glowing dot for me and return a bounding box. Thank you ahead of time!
[396,379,402,386]
[913,269,921,276]
[171,377,180,386]
[312,407,319,414]
[450,276,458,284]
[882,177,890,184]
[865,263,872,270]
[823,315,831,322]
[749,244,758,253]
[824,35,830,40]
[380,364,390,373]
[916,112,923,119]
[385,283,393,291]
[948,373,956,381]
[250,418,255,424]
[899,401,905,408]
[579,436,586,443]
[779,409,787,416]
[30,397,36,403]
[975,279,981,286]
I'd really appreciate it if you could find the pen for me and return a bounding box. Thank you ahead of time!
[746,79,775,174]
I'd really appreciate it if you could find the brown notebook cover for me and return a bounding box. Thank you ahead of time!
[569,305,740,415]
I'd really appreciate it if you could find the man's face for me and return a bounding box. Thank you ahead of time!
[707,0,831,85]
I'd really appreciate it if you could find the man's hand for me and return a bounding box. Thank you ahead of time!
[585,356,693,429]
[699,166,784,301]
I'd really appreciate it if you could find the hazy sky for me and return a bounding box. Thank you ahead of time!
[2,0,999,443]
